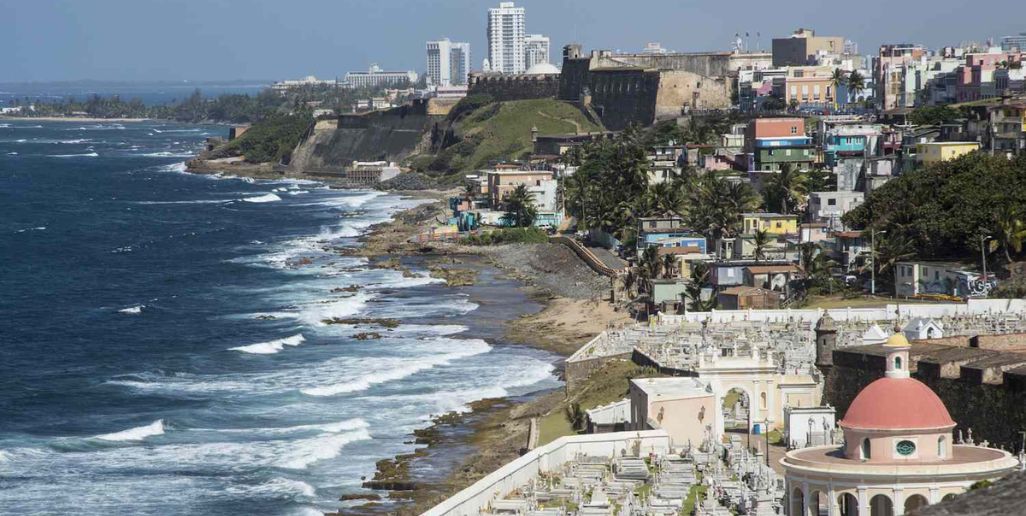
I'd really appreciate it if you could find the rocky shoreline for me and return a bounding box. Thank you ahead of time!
[326,198,629,515]
[179,158,624,514]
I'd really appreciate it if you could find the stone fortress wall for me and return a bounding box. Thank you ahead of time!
[827,333,1026,450]
[466,72,561,101]
[556,46,766,130]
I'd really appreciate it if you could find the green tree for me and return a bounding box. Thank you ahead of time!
[847,70,865,103]
[908,105,962,126]
[763,164,809,214]
[683,262,716,312]
[830,68,847,107]
[502,184,537,227]
[992,205,1026,263]
[753,229,771,262]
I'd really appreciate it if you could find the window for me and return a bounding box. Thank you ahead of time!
[775,222,782,229]
[896,440,916,456]
[790,126,798,135]
[938,436,946,458]
[895,356,902,370]
[861,438,871,459]
[828,198,837,206]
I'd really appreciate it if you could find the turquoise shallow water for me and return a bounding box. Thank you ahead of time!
[0,120,558,515]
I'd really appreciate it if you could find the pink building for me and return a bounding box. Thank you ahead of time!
[956,51,1025,102]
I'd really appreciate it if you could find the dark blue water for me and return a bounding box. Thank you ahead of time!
[0,120,558,515]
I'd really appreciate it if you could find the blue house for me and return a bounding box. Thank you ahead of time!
[636,214,707,253]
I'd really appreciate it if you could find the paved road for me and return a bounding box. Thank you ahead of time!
[588,246,627,271]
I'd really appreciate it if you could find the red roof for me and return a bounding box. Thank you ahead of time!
[840,377,955,431]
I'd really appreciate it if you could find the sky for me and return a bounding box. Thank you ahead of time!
[3,0,1025,82]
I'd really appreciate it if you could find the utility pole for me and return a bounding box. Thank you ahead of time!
[981,233,992,281]
[870,229,886,296]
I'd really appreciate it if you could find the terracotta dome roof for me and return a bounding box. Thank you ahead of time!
[840,377,955,430]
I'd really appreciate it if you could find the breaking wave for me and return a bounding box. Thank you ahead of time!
[118,305,144,314]
[300,339,492,396]
[242,193,282,203]
[93,419,165,441]
[230,334,306,354]
[49,152,99,158]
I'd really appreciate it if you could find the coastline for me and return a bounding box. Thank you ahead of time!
[329,196,628,515]
[0,115,155,123]
[175,154,623,514]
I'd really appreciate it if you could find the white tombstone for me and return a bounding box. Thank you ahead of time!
[862,323,889,345]
[903,317,944,340]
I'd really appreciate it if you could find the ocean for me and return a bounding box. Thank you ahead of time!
[0,120,559,515]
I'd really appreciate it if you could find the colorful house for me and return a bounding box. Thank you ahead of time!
[745,118,815,171]
[742,212,799,235]
[915,142,980,164]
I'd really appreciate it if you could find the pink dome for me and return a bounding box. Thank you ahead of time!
[840,377,956,431]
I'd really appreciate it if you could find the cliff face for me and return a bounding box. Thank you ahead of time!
[288,101,441,175]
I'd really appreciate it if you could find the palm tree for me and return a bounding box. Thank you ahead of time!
[621,268,638,300]
[875,232,916,291]
[753,229,771,262]
[992,206,1026,263]
[661,253,677,279]
[764,164,809,214]
[639,245,660,284]
[830,68,847,108]
[462,181,477,202]
[847,70,865,104]
[682,262,716,312]
[799,242,837,288]
[643,182,683,218]
[502,184,537,228]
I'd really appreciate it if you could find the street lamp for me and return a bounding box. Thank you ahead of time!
[870,229,887,296]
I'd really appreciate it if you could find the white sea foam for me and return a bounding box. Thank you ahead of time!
[49,152,99,158]
[277,428,371,469]
[136,151,194,158]
[94,419,165,441]
[6,151,17,155]
[230,334,306,354]
[292,292,371,326]
[241,193,282,203]
[16,226,46,233]
[301,339,492,396]
[158,162,188,174]
[288,190,309,195]
[202,418,369,436]
[76,124,124,130]
[228,477,317,498]
[118,305,144,314]
[133,199,233,205]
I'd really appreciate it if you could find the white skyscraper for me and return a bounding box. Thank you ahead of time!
[524,34,550,70]
[426,38,471,87]
[487,1,526,74]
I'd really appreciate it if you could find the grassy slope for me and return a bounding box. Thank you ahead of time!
[453,99,602,171]
[537,360,663,445]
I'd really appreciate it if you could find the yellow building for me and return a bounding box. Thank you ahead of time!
[915,142,980,163]
[742,212,799,235]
